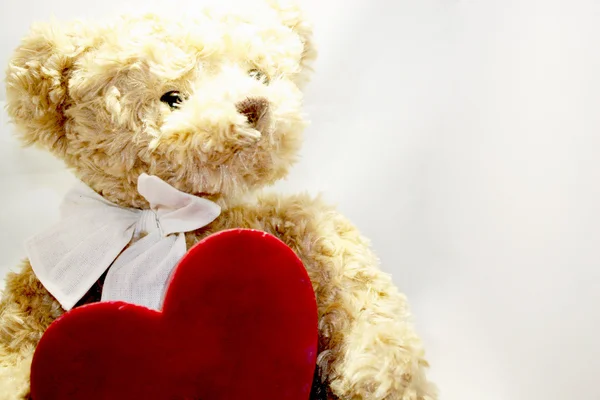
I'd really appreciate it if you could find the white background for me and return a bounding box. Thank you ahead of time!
[1,0,600,399]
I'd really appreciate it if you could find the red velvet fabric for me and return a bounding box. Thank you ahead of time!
[30,229,318,399]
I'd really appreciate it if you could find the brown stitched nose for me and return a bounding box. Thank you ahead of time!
[236,97,269,127]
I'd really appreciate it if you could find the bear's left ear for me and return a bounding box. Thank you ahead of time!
[5,20,98,155]
[267,0,317,87]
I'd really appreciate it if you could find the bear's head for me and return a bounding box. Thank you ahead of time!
[5,0,316,207]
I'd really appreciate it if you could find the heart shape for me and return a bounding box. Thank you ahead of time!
[30,229,318,399]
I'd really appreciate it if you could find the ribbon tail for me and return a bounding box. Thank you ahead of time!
[102,232,187,310]
[26,220,136,311]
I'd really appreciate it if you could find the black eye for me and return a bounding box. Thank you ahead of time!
[160,91,184,109]
[249,69,269,84]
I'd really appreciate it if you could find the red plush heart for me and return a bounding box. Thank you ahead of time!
[30,229,318,400]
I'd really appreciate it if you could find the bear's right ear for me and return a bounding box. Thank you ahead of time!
[266,0,317,88]
[5,21,97,155]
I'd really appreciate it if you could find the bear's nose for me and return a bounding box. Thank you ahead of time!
[236,97,270,127]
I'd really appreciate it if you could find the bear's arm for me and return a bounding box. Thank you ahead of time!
[189,193,437,400]
[0,262,62,358]
[0,261,63,398]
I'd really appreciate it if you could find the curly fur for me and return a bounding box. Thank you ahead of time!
[1,1,436,398]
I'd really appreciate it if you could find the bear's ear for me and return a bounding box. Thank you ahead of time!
[267,0,317,87]
[5,21,97,155]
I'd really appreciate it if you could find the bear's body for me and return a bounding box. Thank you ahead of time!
[0,1,436,398]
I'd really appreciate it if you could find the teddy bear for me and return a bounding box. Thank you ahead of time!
[0,0,437,398]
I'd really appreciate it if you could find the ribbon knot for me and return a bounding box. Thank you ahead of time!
[25,174,221,311]
[135,210,159,238]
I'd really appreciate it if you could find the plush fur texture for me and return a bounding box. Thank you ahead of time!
[1,1,436,398]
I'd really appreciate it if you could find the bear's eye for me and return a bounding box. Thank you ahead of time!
[160,91,184,109]
[249,69,269,84]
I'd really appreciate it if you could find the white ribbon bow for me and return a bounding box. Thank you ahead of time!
[25,174,221,311]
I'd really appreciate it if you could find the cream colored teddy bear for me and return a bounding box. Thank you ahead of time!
[0,1,436,398]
